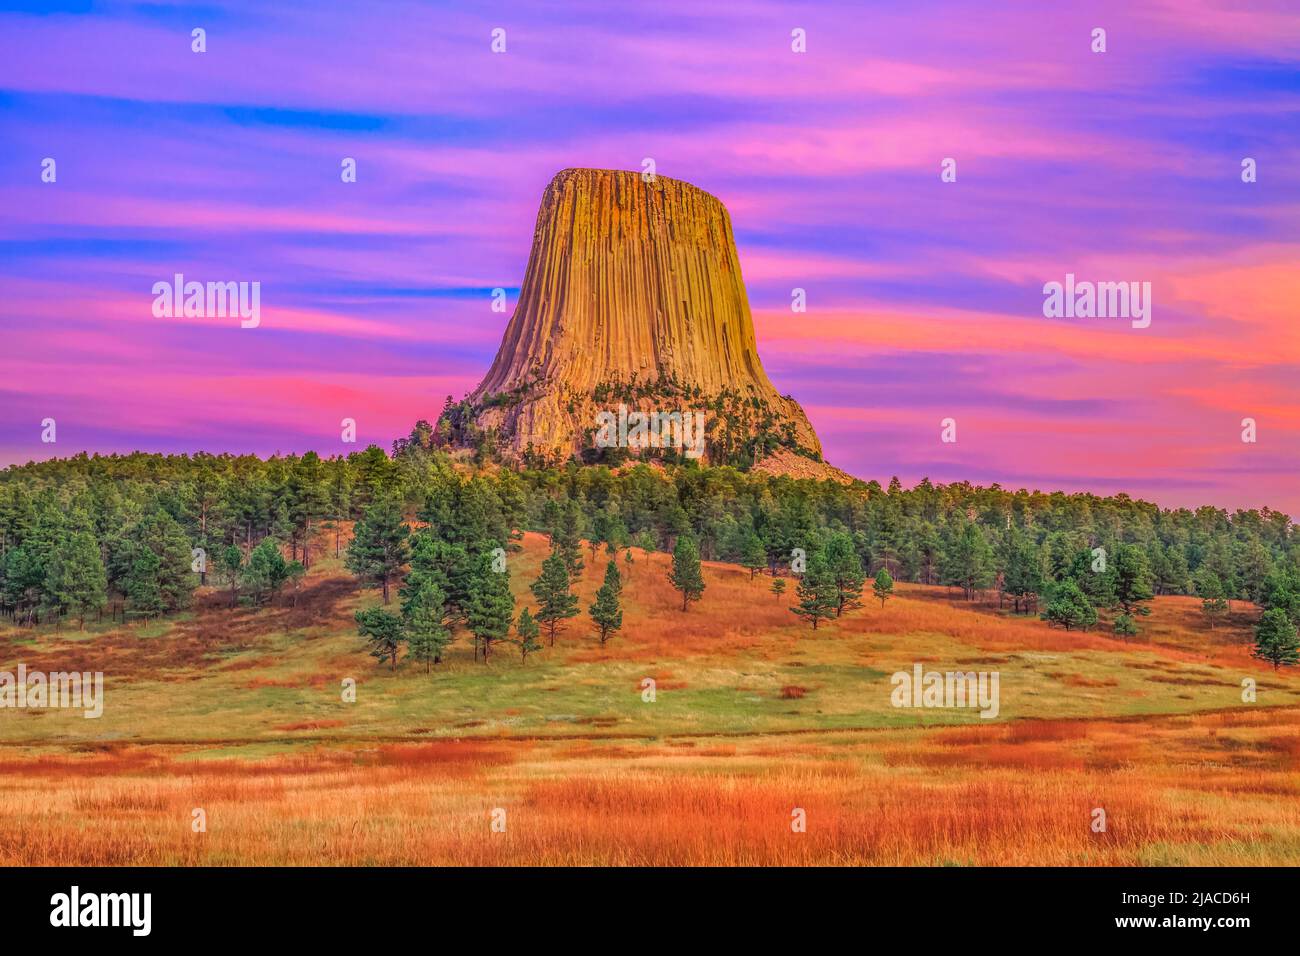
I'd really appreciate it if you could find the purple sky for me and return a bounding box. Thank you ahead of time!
[1,0,1298,514]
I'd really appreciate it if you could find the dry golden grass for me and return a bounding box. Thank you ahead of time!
[3,707,1299,865]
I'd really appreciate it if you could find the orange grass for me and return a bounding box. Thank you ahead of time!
[3,708,1299,866]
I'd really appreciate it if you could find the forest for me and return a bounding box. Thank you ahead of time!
[1,421,1298,668]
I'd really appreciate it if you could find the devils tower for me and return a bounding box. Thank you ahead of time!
[447,168,830,472]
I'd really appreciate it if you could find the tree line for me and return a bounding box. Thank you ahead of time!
[1,438,1296,668]
[344,479,631,669]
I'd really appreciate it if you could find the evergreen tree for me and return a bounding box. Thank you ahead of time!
[218,545,243,608]
[1202,537,1239,606]
[1067,547,1117,608]
[633,529,657,557]
[285,559,306,607]
[325,459,354,559]
[243,538,291,606]
[513,607,542,663]
[790,551,837,630]
[1,546,42,626]
[1253,608,1299,671]
[1236,536,1274,606]
[589,561,624,646]
[402,532,445,596]
[356,605,403,670]
[287,451,329,567]
[1002,532,1043,614]
[1259,567,1300,625]
[1113,613,1138,638]
[741,531,767,581]
[872,568,894,607]
[345,495,410,603]
[771,577,787,602]
[125,549,165,623]
[825,531,865,616]
[124,509,195,613]
[404,579,452,672]
[466,552,514,662]
[1196,570,1228,630]
[668,535,705,611]
[1153,543,1191,595]
[530,550,579,646]
[45,530,106,628]
[540,498,563,544]
[942,521,994,600]
[1041,580,1097,631]
[602,553,623,598]
[1112,543,1154,619]
[553,498,586,580]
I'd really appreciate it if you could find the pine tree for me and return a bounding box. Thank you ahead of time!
[124,509,195,613]
[1259,567,1300,625]
[1113,613,1138,638]
[1112,543,1154,620]
[402,532,458,616]
[1196,570,1228,629]
[872,568,894,607]
[218,545,243,608]
[771,577,787,602]
[540,498,563,544]
[1203,537,1239,608]
[589,560,624,646]
[345,495,410,603]
[287,451,329,568]
[356,606,403,670]
[466,551,514,662]
[404,579,452,673]
[942,521,994,600]
[513,607,542,663]
[2,546,42,626]
[243,539,291,606]
[1002,532,1043,614]
[825,532,865,616]
[1041,580,1097,631]
[1154,543,1191,595]
[45,530,106,628]
[602,554,623,598]
[1253,608,1299,671]
[530,550,579,646]
[1071,546,1117,609]
[125,549,165,623]
[634,529,657,558]
[741,531,767,581]
[553,498,585,581]
[285,560,305,607]
[668,535,705,611]
[326,461,353,559]
[790,551,837,630]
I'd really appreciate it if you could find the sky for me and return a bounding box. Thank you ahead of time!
[1,0,1297,515]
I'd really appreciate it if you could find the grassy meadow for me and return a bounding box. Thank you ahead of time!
[3,531,1299,865]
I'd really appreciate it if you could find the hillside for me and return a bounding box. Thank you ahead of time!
[2,531,1298,865]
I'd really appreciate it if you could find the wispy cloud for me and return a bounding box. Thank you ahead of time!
[1,0,1297,514]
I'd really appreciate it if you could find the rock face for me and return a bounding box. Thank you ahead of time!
[463,168,825,467]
